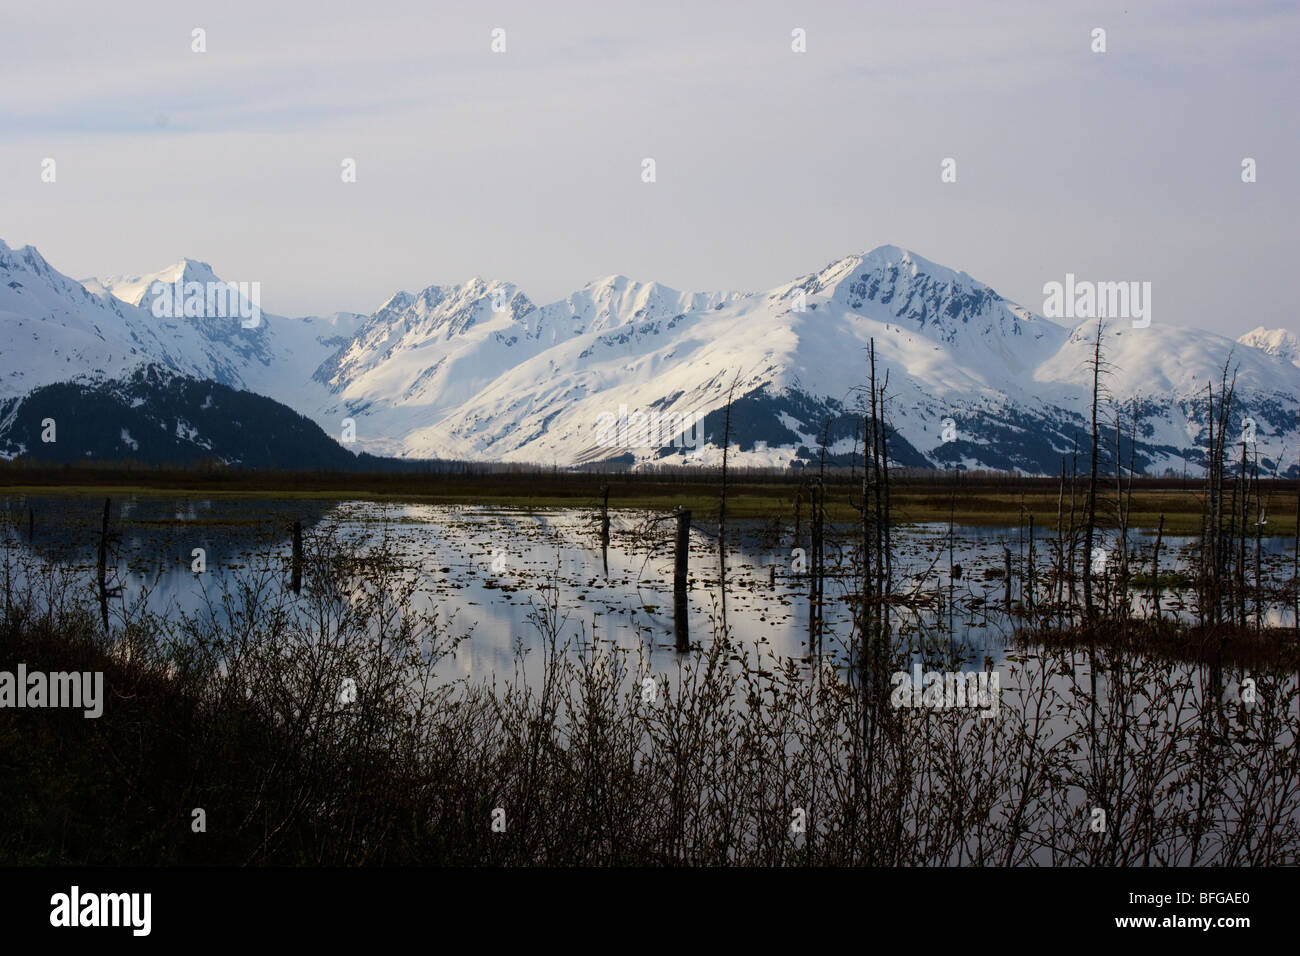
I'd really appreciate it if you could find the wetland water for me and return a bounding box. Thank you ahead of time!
[5,492,1297,863]
[4,493,1297,683]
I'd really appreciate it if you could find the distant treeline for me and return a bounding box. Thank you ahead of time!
[1,458,1295,499]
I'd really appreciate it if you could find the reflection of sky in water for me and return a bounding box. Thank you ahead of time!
[7,494,1296,856]
[3,495,1297,686]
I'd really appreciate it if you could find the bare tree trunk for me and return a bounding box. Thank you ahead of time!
[1069,438,1079,618]
[1202,380,1216,627]
[1055,457,1065,618]
[1252,453,1261,635]
[1114,411,1129,622]
[1027,513,1035,614]
[291,519,303,595]
[1149,513,1165,623]
[878,367,892,637]
[1236,440,1247,628]
[674,509,691,650]
[1083,318,1104,622]
[719,372,739,632]
[97,497,112,632]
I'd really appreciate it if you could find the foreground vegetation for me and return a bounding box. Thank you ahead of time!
[1,522,1296,866]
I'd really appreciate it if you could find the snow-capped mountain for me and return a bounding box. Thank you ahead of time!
[2,242,362,422]
[84,258,230,310]
[2,237,1296,475]
[1238,326,1300,368]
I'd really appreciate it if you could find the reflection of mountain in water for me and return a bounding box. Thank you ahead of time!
[3,496,1296,685]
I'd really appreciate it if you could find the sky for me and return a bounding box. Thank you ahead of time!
[1,0,1296,337]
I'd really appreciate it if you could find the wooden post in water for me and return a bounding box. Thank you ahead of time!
[1027,514,1035,612]
[809,491,817,653]
[817,481,825,654]
[27,506,34,543]
[600,485,611,577]
[1149,513,1165,622]
[3,520,9,620]
[1003,547,1012,610]
[291,519,303,595]
[97,498,111,631]
[809,482,823,655]
[600,485,610,548]
[674,509,690,650]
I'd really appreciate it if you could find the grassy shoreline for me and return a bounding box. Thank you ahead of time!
[4,466,1298,531]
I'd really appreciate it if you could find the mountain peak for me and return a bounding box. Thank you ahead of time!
[585,273,633,289]
[1238,326,1300,367]
[163,257,220,283]
[377,290,415,313]
[86,257,228,308]
[0,240,56,278]
[801,244,983,306]
[857,244,970,285]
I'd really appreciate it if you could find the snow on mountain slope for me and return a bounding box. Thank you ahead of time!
[306,280,553,456]
[88,254,369,352]
[317,276,744,456]
[85,256,364,387]
[0,241,237,399]
[3,239,1296,475]
[80,251,364,431]
[1034,318,1300,474]
[805,245,1068,370]
[1238,326,1300,368]
[529,275,740,339]
[391,247,1297,474]
[2,243,133,392]
[398,247,1075,466]
[398,292,777,462]
[314,279,537,427]
[1037,319,1300,399]
[87,258,228,310]
[0,241,366,450]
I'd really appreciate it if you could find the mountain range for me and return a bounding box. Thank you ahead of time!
[1,238,1296,476]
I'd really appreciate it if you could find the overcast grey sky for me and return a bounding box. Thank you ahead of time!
[1,0,1295,335]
